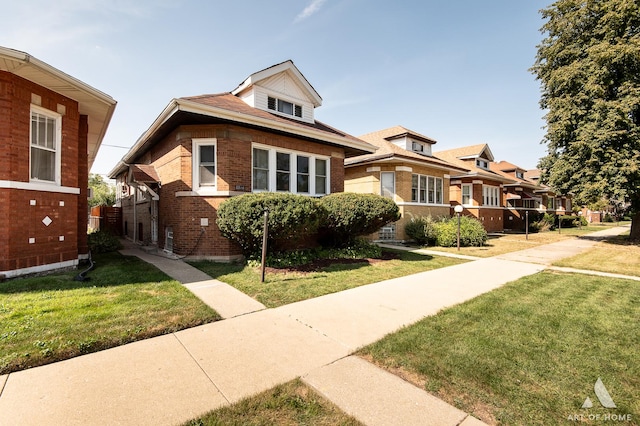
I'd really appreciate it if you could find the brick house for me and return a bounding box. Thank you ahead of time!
[435,144,513,232]
[490,161,544,230]
[108,60,375,260]
[344,126,467,241]
[525,169,574,216]
[0,46,116,278]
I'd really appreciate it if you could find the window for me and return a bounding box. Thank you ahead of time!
[315,158,327,195]
[411,141,432,156]
[251,145,329,196]
[30,106,61,184]
[462,184,472,205]
[476,159,489,169]
[267,96,303,118]
[483,185,500,207]
[411,174,443,204]
[381,172,395,199]
[192,139,217,192]
[276,152,291,191]
[516,171,524,179]
[523,199,537,209]
[547,197,556,210]
[297,155,309,193]
[253,148,270,191]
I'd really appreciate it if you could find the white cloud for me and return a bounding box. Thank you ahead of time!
[294,0,327,22]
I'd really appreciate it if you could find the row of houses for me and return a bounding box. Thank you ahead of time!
[0,47,570,278]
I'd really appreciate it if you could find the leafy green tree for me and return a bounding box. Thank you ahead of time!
[531,0,640,239]
[88,173,116,208]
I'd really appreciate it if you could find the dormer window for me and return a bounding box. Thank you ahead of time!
[476,159,489,169]
[410,140,432,156]
[516,171,524,179]
[268,96,302,118]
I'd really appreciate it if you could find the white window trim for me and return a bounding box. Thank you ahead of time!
[251,143,330,196]
[461,183,473,206]
[411,173,444,205]
[380,171,396,201]
[192,138,217,195]
[482,185,500,207]
[30,105,62,186]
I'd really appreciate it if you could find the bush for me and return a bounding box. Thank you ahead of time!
[260,239,382,268]
[217,193,324,256]
[87,230,122,254]
[558,215,577,228]
[405,215,438,246]
[434,216,487,248]
[319,193,400,247]
[603,213,614,222]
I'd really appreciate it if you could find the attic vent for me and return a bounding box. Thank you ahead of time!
[294,105,302,118]
[268,96,276,110]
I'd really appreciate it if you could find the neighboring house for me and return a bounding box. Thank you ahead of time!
[490,161,544,230]
[525,169,573,216]
[0,46,116,278]
[108,60,375,260]
[435,144,513,232]
[344,126,467,241]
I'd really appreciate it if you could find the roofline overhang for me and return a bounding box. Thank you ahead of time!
[449,171,515,184]
[345,153,468,174]
[0,46,117,170]
[109,98,374,178]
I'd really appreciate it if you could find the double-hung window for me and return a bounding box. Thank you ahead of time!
[30,106,61,184]
[192,139,217,192]
[462,184,472,205]
[380,172,395,200]
[252,145,329,196]
[411,174,444,204]
[483,185,500,207]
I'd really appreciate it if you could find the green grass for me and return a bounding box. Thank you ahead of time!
[189,250,467,308]
[0,252,220,374]
[360,271,639,425]
[184,379,361,426]
[554,235,640,276]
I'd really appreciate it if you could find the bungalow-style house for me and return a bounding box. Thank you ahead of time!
[344,126,468,241]
[108,60,375,260]
[490,161,544,230]
[435,144,513,232]
[0,46,116,278]
[525,169,573,215]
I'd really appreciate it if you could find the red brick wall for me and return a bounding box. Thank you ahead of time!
[120,123,346,258]
[0,71,85,275]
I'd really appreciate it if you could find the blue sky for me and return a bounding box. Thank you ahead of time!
[2,0,550,177]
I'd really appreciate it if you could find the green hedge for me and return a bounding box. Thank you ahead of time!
[217,193,324,256]
[87,230,122,254]
[318,193,400,247]
[404,215,487,247]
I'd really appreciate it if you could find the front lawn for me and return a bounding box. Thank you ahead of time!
[360,271,639,425]
[0,252,220,374]
[189,250,466,308]
[554,235,640,276]
[184,379,361,426]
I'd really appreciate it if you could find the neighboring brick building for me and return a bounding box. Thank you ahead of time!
[0,46,116,278]
[435,144,513,232]
[345,126,467,241]
[109,60,375,260]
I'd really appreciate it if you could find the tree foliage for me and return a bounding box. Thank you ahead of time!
[531,0,640,238]
[88,174,116,208]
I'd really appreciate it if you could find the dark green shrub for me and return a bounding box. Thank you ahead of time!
[603,213,614,222]
[405,215,438,246]
[217,193,324,256]
[435,216,488,247]
[87,230,122,254]
[319,193,400,247]
[542,213,557,229]
[558,215,577,228]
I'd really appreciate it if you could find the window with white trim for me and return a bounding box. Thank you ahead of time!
[192,139,217,192]
[515,171,524,179]
[523,199,537,209]
[483,185,500,207]
[267,96,303,118]
[461,184,472,205]
[30,106,61,184]
[251,145,329,196]
[411,174,443,204]
[476,159,489,170]
[380,172,395,199]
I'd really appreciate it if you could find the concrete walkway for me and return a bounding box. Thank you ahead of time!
[0,226,631,426]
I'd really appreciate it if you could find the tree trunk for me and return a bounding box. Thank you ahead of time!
[630,211,640,241]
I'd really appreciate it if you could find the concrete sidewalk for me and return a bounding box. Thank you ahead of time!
[0,226,630,426]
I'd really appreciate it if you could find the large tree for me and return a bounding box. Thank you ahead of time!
[531,0,640,239]
[88,173,116,208]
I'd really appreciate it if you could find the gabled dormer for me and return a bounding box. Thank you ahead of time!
[232,60,321,124]
[383,126,436,156]
[492,161,527,180]
[453,144,494,171]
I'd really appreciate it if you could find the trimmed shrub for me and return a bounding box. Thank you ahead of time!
[558,215,577,228]
[87,230,122,254]
[217,193,324,256]
[435,216,488,247]
[405,215,438,246]
[319,193,400,247]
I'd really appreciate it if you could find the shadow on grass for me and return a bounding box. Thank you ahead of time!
[0,252,172,294]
